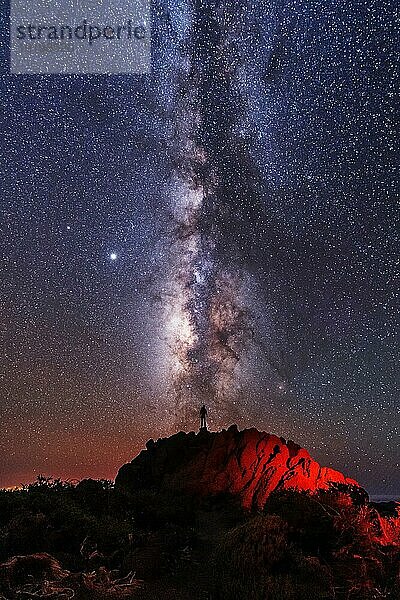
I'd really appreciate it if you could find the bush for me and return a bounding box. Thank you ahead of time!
[264,490,337,558]
[129,489,196,529]
[213,514,333,600]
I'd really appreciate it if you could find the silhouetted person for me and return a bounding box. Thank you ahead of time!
[200,404,207,430]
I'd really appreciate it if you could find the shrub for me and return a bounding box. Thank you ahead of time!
[213,514,333,600]
[264,490,337,558]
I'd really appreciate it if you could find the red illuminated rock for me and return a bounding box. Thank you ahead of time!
[115,425,361,509]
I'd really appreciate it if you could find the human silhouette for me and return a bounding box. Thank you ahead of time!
[200,404,208,430]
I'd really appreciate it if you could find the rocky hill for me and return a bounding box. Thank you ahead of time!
[115,425,361,509]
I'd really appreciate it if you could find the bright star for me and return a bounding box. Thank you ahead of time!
[109,253,118,261]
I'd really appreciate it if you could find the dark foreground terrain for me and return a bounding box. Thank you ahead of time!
[1,428,399,599]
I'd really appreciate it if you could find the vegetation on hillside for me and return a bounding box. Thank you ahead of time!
[0,477,399,599]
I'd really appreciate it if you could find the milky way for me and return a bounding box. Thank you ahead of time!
[0,0,398,496]
[158,0,271,429]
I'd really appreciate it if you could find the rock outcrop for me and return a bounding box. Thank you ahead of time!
[115,426,361,509]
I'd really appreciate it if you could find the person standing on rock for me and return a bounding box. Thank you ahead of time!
[200,404,208,430]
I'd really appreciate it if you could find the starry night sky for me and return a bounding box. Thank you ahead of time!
[0,0,398,497]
